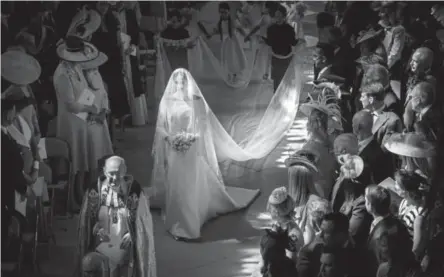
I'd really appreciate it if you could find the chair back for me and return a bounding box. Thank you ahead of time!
[40,137,71,183]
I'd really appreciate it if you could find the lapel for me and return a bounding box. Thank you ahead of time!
[368,216,388,244]
[331,174,344,207]
[372,113,389,134]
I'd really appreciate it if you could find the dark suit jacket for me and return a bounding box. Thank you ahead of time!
[366,216,413,277]
[297,236,360,277]
[359,139,393,184]
[1,131,27,209]
[372,111,403,152]
[338,195,372,248]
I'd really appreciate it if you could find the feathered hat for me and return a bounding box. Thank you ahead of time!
[300,92,343,132]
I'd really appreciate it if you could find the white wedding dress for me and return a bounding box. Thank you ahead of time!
[151,69,260,240]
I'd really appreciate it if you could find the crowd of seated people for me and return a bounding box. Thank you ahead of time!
[260,1,444,277]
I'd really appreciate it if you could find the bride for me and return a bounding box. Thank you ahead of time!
[150,68,259,240]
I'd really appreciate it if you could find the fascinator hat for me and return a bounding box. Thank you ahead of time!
[267,187,295,218]
[1,50,41,86]
[384,132,436,158]
[356,28,384,45]
[300,93,343,132]
[56,36,99,62]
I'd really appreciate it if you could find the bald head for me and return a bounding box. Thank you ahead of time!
[352,110,373,141]
[411,82,436,112]
[333,133,359,156]
[104,156,127,184]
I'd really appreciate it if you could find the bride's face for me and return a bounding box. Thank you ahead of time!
[174,73,187,93]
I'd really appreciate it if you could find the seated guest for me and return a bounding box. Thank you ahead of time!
[359,83,402,152]
[359,64,400,116]
[297,213,358,277]
[365,185,413,277]
[378,2,406,81]
[405,82,441,141]
[266,186,304,262]
[285,155,331,245]
[265,4,298,91]
[318,247,348,277]
[353,110,393,183]
[78,156,156,277]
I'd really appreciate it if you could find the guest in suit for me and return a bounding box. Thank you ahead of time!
[353,110,393,183]
[1,98,28,257]
[405,82,441,141]
[297,213,358,277]
[359,83,403,152]
[364,185,413,277]
[313,44,343,82]
[318,247,348,277]
[360,64,401,117]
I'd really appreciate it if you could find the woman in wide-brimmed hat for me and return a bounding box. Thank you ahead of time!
[53,36,103,211]
[356,28,387,66]
[384,132,436,180]
[80,51,114,182]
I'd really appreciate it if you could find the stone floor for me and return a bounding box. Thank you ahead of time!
[32,2,324,277]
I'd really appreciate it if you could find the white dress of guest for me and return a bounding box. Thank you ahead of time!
[83,69,114,172]
[53,61,90,173]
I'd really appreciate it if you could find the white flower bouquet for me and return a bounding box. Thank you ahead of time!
[170,131,199,153]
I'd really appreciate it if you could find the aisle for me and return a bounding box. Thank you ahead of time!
[38,2,323,277]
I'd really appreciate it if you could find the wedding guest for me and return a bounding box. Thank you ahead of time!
[266,186,304,263]
[109,1,149,127]
[297,213,358,277]
[365,185,413,277]
[355,29,387,67]
[316,12,335,44]
[359,83,402,152]
[352,110,393,183]
[313,44,344,83]
[298,97,341,200]
[359,64,401,116]
[265,4,297,91]
[285,155,331,245]
[378,2,406,81]
[53,36,102,210]
[405,82,441,140]
[318,247,347,277]
[330,135,372,248]
[1,98,28,256]
[90,1,131,137]
[80,51,114,181]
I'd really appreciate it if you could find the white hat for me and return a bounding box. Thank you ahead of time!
[384,132,436,158]
[67,9,102,40]
[56,36,99,62]
[1,50,41,86]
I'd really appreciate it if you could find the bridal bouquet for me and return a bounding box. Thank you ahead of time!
[171,131,198,153]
